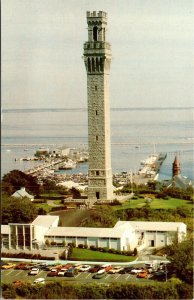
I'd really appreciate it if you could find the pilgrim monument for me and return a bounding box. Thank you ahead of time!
[83,11,113,202]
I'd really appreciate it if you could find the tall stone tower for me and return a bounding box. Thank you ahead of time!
[83,11,113,202]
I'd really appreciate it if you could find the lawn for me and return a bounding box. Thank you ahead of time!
[34,203,52,213]
[113,197,192,210]
[70,248,135,262]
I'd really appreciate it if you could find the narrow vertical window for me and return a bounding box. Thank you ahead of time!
[96,136,98,141]
[93,26,98,41]
[95,85,97,91]
[96,110,98,115]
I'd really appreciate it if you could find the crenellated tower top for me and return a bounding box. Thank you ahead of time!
[83,11,111,74]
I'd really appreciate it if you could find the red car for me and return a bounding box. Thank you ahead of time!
[47,269,58,277]
[101,264,112,272]
[89,265,102,273]
[15,263,29,270]
[136,270,149,278]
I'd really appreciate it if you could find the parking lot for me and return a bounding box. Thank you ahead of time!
[1,264,170,284]
[2,268,153,285]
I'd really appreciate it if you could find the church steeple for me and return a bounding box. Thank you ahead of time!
[172,156,181,177]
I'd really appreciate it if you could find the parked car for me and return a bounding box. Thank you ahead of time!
[119,266,133,274]
[136,270,149,278]
[15,263,29,270]
[108,266,123,274]
[47,269,58,277]
[152,270,168,281]
[28,268,40,275]
[65,267,78,277]
[58,270,67,277]
[79,265,91,272]
[89,265,102,273]
[101,264,112,272]
[93,269,106,279]
[2,263,16,269]
[60,264,73,270]
[74,264,83,270]
[130,268,143,274]
[33,278,45,284]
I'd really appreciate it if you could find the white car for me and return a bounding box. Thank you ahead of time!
[79,265,91,272]
[58,270,66,277]
[130,268,143,274]
[28,268,40,275]
[33,278,45,284]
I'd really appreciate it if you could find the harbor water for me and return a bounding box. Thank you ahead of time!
[1,107,194,180]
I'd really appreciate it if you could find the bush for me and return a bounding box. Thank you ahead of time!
[90,245,96,251]
[133,248,138,256]
[108,248,116,254]
[78,244,84,248]
[84,244,88,249]
[102,247,109,253]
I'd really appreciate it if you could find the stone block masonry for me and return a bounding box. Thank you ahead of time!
[83,11,113,202]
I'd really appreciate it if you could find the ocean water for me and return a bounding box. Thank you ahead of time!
[1,107,194,180]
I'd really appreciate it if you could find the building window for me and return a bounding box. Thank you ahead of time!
[95,85,97,91]
[93,26,98,41]
[96,110,98,115]
[96,171,99,176]
[96,136,98,141]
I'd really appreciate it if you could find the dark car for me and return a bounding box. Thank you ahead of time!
[119,266,133,274]
[152,270,168,281]
[65,267,78,277]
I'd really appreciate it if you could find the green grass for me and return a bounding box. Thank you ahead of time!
[70,248,135,262]
[34,203,52,213]
[113,197,192,210]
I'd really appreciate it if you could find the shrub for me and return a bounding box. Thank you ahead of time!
[102,247,108,253]
[97,247,103,252]
[90,245,96,250]
[108,248,116,254]
[84,244,88,249]
[133,248,138,256]
[78,244,84,248]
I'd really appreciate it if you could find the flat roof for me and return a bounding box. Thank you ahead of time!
[1,225,9,235]
[32,215,59,228]
[115,221,186,232]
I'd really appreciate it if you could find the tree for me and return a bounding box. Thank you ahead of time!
[2,195,38,224]
[166,239,193,284]
[2,169,40,196]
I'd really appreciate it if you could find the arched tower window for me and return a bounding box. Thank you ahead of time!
[93,26,98,41]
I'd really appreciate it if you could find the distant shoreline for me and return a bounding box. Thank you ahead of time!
[2,107,194,113]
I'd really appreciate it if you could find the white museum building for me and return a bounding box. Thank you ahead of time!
[1,215,186,251]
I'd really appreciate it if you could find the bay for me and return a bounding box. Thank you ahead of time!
[1,107,194,180]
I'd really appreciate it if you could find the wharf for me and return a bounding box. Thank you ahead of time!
[25,158,67,175]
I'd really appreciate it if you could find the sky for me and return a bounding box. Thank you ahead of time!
[2,0,194,109]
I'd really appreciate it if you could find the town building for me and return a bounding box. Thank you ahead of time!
[1,215,186,252]
[83,11,113,202]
